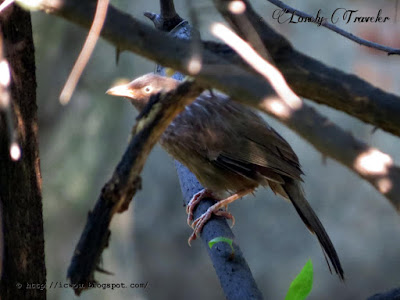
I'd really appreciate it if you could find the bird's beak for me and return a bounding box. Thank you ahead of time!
[106,84,133,98]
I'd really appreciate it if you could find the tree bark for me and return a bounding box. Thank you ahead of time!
[0,5,46,300]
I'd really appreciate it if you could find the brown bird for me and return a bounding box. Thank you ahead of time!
[106,73,344,280]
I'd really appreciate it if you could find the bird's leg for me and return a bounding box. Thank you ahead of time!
[186,189,217,226]
[188,188,254,245]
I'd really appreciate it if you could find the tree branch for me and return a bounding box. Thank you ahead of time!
[143,0,183,32]
[212,0,400,209]
[214,0,400,138]
[0,6,46,299]
[368,287,400,300]
[175,161,264,300]
[34,0,400,219]
[37,0,400,137]
[67,78,205,294]
[38,0,277,105]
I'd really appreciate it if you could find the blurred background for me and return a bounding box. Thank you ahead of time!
[32,0,400,299]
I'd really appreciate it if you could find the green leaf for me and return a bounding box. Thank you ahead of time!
[285,260,313,300]
[208,237,234,253]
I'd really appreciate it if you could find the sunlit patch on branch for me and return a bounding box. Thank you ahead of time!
[0,0,14,12]
[0,60,10,109]
[210,22,302,111]
[0,60,10,87]
[354,149,393,175]
[15,0,43,11]
[228,0,246,14]
[187,56,202,74]
[0,51,20,161]
[10,142,21,161]
[0,92,9,109]
[263,98,291,119]
[377,178,393,194]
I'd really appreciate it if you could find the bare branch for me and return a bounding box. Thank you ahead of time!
[0,6,46,298]
[213,0,400,138]
[175,161,264,300]
[67,79,205,294]
[59,0,109,104]
[160,0,178,19]
[38,0,400,138]
[210,22,400,212]
[143,0,183,31]
[368,287,400,300]
[267,0,400,55]
[34,0,400,214]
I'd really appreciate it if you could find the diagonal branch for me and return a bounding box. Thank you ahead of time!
[368,287,400,300]
[33,0,400,214]
[174,161,264,300]
[38,0,400,137]
[67,78,205,294]
[211,3,400,210]
[213,0,400,137]
[209,21,400,211]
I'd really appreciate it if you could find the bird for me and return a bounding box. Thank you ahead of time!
[106,73,344,280]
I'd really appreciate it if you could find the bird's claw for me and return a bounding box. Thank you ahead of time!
[186,188,249,245]
[186,189,214,226]
[187,207,235,246]
[215,210,235,228]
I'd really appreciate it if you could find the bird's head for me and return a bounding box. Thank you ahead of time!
[106,73,180,111]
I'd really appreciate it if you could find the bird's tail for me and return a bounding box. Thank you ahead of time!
[281,178,344,280]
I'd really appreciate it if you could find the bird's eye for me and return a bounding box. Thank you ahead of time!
[144,86,152,93]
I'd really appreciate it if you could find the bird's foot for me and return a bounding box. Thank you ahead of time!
[187,188,254,245]
[186,189,216,226]
[188,205,235,246]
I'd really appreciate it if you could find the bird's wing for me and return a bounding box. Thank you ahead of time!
[207,93,302,181]
[218,129,303,181]
[171,91,304,182]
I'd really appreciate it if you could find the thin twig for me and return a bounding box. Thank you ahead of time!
[59,0,109,104]
[214,0,400,136]
[267,0,400,55]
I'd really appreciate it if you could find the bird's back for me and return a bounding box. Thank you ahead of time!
[160,90,303,194]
